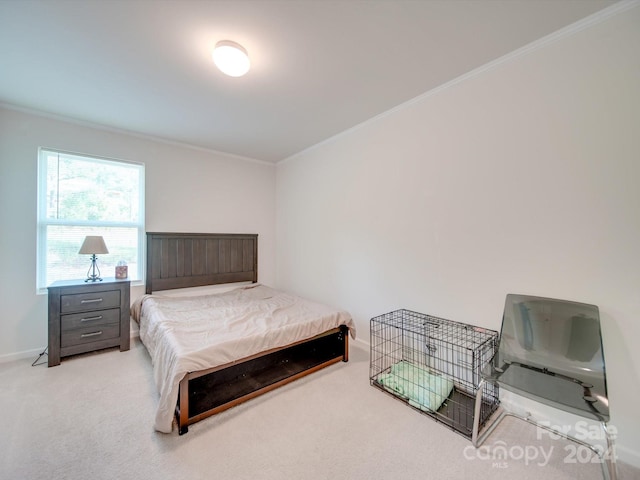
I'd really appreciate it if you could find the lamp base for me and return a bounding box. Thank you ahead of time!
[85,254,103,282]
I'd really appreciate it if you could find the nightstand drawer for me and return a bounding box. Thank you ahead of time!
[60,290,121,313]
[61,324,121,348]
[61,308,121,331]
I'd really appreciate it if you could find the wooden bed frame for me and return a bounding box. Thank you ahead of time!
[145,232,350,434]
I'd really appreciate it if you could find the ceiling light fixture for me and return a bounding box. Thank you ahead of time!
[213,40,250,77]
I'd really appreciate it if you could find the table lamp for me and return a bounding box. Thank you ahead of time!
[78,235,109,282]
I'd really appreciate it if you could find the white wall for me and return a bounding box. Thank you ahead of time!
[0,107,276,361]
[276,7,640,465]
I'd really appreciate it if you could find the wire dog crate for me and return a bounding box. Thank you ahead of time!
[370,309,499,439]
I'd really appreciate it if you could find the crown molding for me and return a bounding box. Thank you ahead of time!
[0,102,275,168]
[279,0,639,166]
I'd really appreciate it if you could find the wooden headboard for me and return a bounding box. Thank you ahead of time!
[145,232,258,294]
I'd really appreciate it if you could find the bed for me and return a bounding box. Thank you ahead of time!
[134,232,355,434]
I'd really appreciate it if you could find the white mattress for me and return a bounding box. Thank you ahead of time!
[132,284,355,433]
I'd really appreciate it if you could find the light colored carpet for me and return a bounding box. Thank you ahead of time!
[0,339,636,480]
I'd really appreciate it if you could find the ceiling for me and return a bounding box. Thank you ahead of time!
[0,0,617,163]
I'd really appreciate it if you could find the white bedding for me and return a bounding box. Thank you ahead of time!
[132,283,355,433]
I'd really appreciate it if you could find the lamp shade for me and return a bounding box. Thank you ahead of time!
[78,236,109,255]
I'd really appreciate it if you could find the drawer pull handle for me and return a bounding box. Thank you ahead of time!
[81,331,103,338]
[81,316,103,322]
[81,298,103,304]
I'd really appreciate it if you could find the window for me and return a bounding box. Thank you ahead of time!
[37,149,145,291]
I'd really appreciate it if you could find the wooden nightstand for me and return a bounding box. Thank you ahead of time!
[47,278,130,367]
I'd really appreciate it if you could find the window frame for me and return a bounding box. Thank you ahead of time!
[36,147,145,293]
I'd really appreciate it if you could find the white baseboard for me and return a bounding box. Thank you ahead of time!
[130,321,140,339]
[0,323,139,366]
[0,347,46,365]
[487,389,640,468]
[351,337,369,350]
[615,444,640,469]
